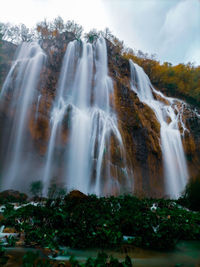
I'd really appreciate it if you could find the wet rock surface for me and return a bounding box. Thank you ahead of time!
[0,35,200,197]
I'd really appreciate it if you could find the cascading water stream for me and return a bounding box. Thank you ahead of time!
[0,42,46,190]
[35,94,42,121]
[66,41,94,194]
[42,37,131,196]
[42,41,77,195]
[0,36,191,198]
[129,60,189,198]
[90,37,125,194]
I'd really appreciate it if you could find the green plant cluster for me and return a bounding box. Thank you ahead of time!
[22,251,52,267]
[21,251,132,267]
[0,193,27,205]
[177,178,200,211]
[0,241,9,265]
[69,252,132,267]
[1,194,200,251]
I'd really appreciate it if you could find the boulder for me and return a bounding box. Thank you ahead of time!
[66,190,88,200]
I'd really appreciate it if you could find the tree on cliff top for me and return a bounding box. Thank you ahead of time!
[0,23,35,44]
[36,17,83,40]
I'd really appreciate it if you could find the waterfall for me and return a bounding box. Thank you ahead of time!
[0,37,190,198]
[129,60,189,198]
[35,94,42,121]
[41,41,77,195]
[0,42,46,190]
[42,37,131,196]
[0,33,192,198]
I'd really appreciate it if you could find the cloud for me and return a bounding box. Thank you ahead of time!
[1,0,199,64]
[158,0,200,64]
[1,0,110,31]
[103,0,200,65]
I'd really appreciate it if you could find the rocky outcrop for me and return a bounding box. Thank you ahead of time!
[183,108,200,179]
[66,190,88,199]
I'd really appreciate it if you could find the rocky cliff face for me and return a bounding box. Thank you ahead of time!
[0,34,199,197]
[183,108,200,179]
[108,43,200,196]
[106,43,163,196]
[28,33,76,155]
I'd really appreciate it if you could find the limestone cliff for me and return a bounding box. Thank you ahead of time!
[0,34,199,197]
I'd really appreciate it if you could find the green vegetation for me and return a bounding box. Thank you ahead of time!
[177,175,200,211]
[0,240,9,265]
[0,182,199,266]
[0,191,199,251]
[21,251,132,267]
[7,235,17,247]
[22,251,52,267]
[47,183,66,200]
[69,252,132,267]
[0,190,27,204]
[29,180,43,199]
[84,29,99,43]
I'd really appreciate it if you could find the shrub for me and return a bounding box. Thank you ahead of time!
[178,176,200,211]
[29,180,43,199]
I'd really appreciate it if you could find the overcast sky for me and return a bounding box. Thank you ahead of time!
[1,0,200,65]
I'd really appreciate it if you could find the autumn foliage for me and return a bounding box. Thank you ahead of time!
[124,52,200,107]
